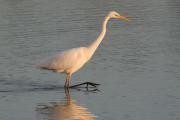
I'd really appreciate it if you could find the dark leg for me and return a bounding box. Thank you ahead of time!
[67,74,71,88]
[64,74,71,88]
[64,74,69,88]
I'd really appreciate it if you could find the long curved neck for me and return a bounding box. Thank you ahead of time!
[86,16,111,59]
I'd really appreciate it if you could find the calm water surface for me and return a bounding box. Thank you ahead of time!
[0,0,180,120]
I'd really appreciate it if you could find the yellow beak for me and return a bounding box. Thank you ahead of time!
[118,15,129,21]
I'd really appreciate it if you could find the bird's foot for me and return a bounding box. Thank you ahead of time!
[70,82,100,88]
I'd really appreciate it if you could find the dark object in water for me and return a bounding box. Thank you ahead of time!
[70,82,100,88]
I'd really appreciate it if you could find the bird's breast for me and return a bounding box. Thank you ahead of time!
[65,58,87,74]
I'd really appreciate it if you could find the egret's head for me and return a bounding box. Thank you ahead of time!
[108,11,129,21]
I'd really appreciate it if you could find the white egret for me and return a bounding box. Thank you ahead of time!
[37,11,129,88]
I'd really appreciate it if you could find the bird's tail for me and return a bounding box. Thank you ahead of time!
[36,63,44,69]
[36,62,48,69]
[36,62,56,71]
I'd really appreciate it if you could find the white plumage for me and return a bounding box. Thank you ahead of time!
[39,47,88,73]
[37,11,129,88]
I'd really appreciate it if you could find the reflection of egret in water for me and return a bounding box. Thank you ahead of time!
[36,88,96,120]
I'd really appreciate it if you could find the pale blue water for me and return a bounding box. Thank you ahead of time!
[0,0,180,120]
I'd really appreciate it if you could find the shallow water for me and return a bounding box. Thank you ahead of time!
[0,0,180,120]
